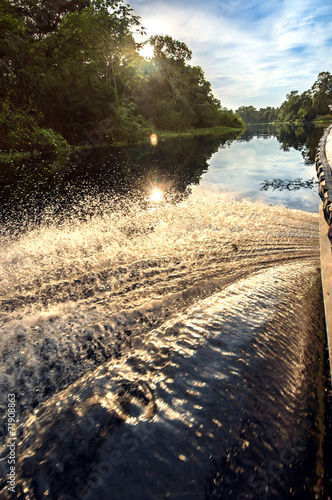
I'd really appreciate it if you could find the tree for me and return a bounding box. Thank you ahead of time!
[311,71,332,116]
[4,0,90,38]
[149,35,192,62]
[132,35,244,131]
[297,90,315,122]
[0,3,243,152]
[235,106,258,123]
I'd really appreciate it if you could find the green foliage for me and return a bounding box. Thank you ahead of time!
[236,71,332,124]
[0,96,69,150]
[275,74,332,124]
[133,49,244,132]
[314,115,332,124]
[110,104,151,143]
[149,35,192,62]
[237,72,332,125]
[311,71,332,116]
[235,105,279,124]
[0,0,243,153]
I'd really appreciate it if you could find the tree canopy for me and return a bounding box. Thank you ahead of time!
[236,72,332,125]
[235,105,279,124]
[0,0,243,152]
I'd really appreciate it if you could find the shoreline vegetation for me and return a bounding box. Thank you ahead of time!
[0,0,244,164]
[0,125,245,164]
[236,72,332,126]
[2,1,331,167]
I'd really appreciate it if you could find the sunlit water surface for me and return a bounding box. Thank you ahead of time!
[0,187,325,499]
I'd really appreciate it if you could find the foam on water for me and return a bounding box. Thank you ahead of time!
[0,190,323,499]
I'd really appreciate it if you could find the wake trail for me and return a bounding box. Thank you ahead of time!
[0,192,322,499]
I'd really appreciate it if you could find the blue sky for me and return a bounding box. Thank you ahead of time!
[129,0,332,110]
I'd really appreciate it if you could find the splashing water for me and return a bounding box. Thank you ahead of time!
[0,189,324,499]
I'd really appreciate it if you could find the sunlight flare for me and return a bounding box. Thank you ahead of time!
[150,133,158,146]
[149,187,164,203]
[139,43,155,60]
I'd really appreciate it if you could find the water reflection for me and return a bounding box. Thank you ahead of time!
[237,123,278,141]
[237,123,321,165]
[0,130,240,233]
[260,177,318,192]
[0,128,325,498]
[200,124,323,212]
[0,124,324,233]
[274,123,323,165]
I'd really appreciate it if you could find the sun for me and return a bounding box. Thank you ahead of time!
[139,43,155,60]
[149,187,164,203]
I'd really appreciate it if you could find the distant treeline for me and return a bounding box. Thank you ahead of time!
[0,0,244,153]
[236,72,332,124]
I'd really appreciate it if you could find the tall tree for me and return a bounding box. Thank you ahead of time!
[0,2,243,151]
[311,71,332,116]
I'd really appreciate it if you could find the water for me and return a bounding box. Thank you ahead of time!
[0,125,327,499]
[200,125,319,211]
[0,124,321,233]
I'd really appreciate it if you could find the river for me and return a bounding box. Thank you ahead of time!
[0,124,328,499]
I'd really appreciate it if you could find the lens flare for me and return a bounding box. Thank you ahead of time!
[149,187,164,203]
[150,134,158,146]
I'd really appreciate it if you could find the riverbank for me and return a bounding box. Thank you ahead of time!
[156,125,245,141]
[0,125,245,165]
[241,119,332,127]
[274,117,332,126]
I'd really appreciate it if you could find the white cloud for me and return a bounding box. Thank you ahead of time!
[130,0,332,109]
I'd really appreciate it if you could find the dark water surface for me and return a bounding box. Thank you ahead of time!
[0,124,328,499]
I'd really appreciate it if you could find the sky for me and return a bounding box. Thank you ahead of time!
[129,0,332,110]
